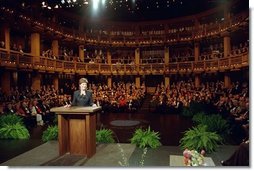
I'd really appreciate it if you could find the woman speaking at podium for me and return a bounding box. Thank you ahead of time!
[65,78,96,107]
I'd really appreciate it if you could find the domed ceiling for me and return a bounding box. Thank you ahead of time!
[2,0,245,22]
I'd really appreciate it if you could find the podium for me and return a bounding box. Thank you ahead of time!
[50,106,101,158]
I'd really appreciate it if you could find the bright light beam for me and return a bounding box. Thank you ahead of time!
[101,0,106,6]
[93,0,100,11]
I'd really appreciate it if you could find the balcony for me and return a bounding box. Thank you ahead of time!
[0,49,249,76]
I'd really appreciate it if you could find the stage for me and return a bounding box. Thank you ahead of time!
[1,140,239,167]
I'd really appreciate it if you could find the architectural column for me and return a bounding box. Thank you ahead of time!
[195,74,200,88]
[165,76,170,88]
[1,71,11,94]
[135,76,140,88]
[4,26,10,51]
[164,47,170,64]
[107,50,111,64]
[135,48,140,65]
[32,73,41,91]
[52,40,59,58]
[31,33,40,61]
[223,1,231,21]
[53,75,59,91]
[135,48,140,74]
[79,45,85,62]
[224,73,231,88]
[194,42,200,61]
[107,76,112,88]
[223,32,231,58]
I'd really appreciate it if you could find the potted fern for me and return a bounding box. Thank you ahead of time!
[0,123,30,139]
[130,126,161,149]
[0,114,30,139]
[179,125,222,153]
[192,113,230,138]
[0,114,24,127]
[96,128,115,143]
[42,125,58,142]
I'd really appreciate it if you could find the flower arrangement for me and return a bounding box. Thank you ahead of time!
[183,149,205,166]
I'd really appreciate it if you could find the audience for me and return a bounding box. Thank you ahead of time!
[0,78,249,144]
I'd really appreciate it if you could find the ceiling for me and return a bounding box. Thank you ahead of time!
[1,0,242,22]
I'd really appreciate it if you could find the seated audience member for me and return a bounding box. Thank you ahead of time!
[15,101,27,117]
[21,99,32,116]
[40,99,52,124]
[31,99,43,126]
[221,139,249,166]
[3,102,16,114]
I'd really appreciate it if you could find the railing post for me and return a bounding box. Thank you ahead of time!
[54,58,56,72]
[98,63,101,73]
[74,61,77,73]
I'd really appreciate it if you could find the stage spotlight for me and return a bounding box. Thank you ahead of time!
[102,0,106,6]
[93,0,100,11]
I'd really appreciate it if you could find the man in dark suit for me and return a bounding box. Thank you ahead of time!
[69,78,96,107]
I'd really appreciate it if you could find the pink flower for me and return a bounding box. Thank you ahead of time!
[201,150,205,156]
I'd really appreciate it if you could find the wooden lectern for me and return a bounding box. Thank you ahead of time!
[50,106,101,158]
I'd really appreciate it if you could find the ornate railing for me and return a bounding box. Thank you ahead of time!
[0,49,248,75]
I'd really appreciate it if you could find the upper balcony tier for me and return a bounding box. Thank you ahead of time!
[0,48,248,75]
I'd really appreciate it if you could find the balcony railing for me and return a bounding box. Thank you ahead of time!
[0,48,248,75]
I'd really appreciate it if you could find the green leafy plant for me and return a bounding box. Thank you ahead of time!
[42,125,58,142]
[192,112,206,123]
[192,113,230,137]
[179,125,222,153]
[96,128,115,143]
[0,123,30,139]
[189,102,205,115]
[181,107,194,117]
[53,116,58,125]
[130,126,161,149]
[0,114,24,127]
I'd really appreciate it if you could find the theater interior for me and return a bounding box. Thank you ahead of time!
[0,0,250,167]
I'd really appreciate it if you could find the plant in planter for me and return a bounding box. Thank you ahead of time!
[96,128,115,143]
[181,107,194,117]
[192,112,206,123]
[192,113,230,138]
[130,126,161,149]
[42,125,58,142]
[0,123,30,139]
[0,114,24,127]
[179,125,222,153]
